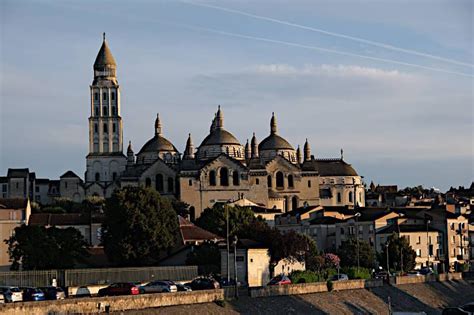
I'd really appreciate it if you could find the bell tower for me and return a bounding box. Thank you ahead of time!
[86,34,126,188]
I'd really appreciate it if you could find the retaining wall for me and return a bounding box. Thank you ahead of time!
[392,273,463,285]
[0,289,224,315]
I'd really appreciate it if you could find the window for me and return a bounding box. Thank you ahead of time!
[112,123,116,133]
[168,177,174,193]
[288,175,294,188]
[145,177,151,187]
[276,171,284,188]
[94,92,99,101]
[103,92,107,101]
[308,180,311,188]
[112,172,117,181]
[340,227,344,235]
[292,196,298,210]
[358,225,363,234]
[416,249,421,257]
[220,168,229,186]
[156,174,164,192]
[2,185,7,193]
[209,171,216,186]
[188,179,192,186]
[348,226,355,235]
[111,91,115,101]
[95,107,99,116]
[95,173,100,182]
[233,171,239,186]
[349,191,353,203]
[337,192,342,203]
[452,235,455,244]
[256,178,260,185]
[267,175,272,188]
[417,236,421,244]
[103,106,108,116]
[94,124,98,133]
[65,182,68,189]
[35,186,39,193]
[103,123,108,133]
[112,106,116,115]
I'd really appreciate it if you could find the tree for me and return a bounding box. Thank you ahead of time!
[186,241,221,275]
[6,225,88,270]
[171,200,191,218]
[101,187,179,266]
[337,238,376,268]
[379,233,416,272]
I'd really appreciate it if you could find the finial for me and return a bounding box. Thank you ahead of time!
[341,148,344,160]
[155,113,162,136]
[270,112,277,134]
[103,32,106,41]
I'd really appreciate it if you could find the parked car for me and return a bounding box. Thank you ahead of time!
[39,286,66,300]
[442,307,471,315]
[374,271,390,279]
[97,283,140,296]
[459,302,474,314]
[219,278,237,287]
[139,281,177,294]
[184,277,220,290]
[267,275,292,286]
[407,271,422,277]
[20,287,46,301]
[419,267,434,275]
[0,286,23,303]
[330,274,349,281]
[166,281,191,292]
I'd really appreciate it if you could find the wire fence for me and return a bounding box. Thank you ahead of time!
[0,266,198,287]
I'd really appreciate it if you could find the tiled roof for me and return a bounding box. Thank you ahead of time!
[305,159,358,176]
[29,213,104,226]
[7,168,29,178]
[60,171,80,178]
[309,216,344,225]
[0,198,28,209]
[178,216,224,242]
[377,224,441,234]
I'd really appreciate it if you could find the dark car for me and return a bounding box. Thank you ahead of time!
[20,287,45,301]
[219,278,237,287]
[184,277,220,291]
[39,286,66,300]
[166,281,191,292]
[267,275,292,286]
[442,308,470,315]
[97,283,140,296]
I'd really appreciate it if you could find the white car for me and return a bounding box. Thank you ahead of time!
[0,286,23,303]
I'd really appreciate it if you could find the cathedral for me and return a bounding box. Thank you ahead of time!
[1,36,365,219]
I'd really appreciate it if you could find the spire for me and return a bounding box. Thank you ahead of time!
[251,132,259,158]
[270,112,277,134]
[304,139,311,161]
[155,113,162,136]
[215,105,224,129]
[210,113,217,132]
[245,139,251,160]
[296,145,302,164]
[184,133,195,159]
[127,141,135,165]
[94,33,116,68]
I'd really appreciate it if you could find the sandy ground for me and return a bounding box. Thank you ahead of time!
[116,280,474,315]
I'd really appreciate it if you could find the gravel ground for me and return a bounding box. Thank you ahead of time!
[116,280,474,315]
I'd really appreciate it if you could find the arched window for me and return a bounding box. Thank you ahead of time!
[95,107,99,116]
[145,177,151,187]
[189,179,192,186]
[156,174,164,192]
[288,174,294,188]
[168,177,174,193]
[267,175,272,187]
[112,172,117,181]
[103,92,107,100]
[95,173,100,182]
[349,191,353,203]
[337,192,342,203]
[276,172,284,188]
[220,168,229,186]
[308,180,311,188]
[292,196,298,210]
[112,106,117,115]
[233,171,239,186]
[111,91,115,101]
[112,123,116,133]
[209,170,216,186]
[94,123,98,133]
[103,106,108,116]
[103,123,108,133]
[94,92,99,101]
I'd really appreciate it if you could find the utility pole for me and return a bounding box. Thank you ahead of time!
[426,218,431,268]
[226,205,230,282]
[233,235,238,299]
[355,212,361,272]
[386,243,390,275]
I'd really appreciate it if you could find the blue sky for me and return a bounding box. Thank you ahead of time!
[1,0,473,191]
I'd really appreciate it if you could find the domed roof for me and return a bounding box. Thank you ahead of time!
[259,134,294,151]
[137,135,178,154]
[199,129,241,147]
[94,34,116,68]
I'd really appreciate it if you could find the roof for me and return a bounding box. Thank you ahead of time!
[29,213,104,226]
[199,128,241,147]
[0,177,7,184]
[282,205,320,217]
[377,224,441,234]
[94,39,116,67]
[0,198,28,210]
[7,168,29,178]
[321,206,358,215]
[137,135,178,155]
[309,216,344,225]
[60,171,80,179]
[308,159,358,176]
[178,216,224,242]
[258,133,294,151]
[237,239,267,249]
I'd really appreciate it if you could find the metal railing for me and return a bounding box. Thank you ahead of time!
[0,270,59,287]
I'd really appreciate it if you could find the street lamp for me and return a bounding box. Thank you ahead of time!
[426,218,431,268]
[226,205,230,282]
[385,243,390,275]
[354,212,361,272]
[233,235,238,299]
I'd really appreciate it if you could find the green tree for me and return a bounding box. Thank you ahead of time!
[379,233,416,272]
[337,238,376,268]
[6,225,88,270]
[101,187,179,266]
[186,241,221,275]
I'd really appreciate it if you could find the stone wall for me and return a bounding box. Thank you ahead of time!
[392,273,463,285]
[0,289,224,315]
[333,279,383,291]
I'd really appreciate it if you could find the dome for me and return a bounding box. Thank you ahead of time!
[138,135,178,154]
[199,129,241,147]
[94,35,116,68]
[259,134,294,151]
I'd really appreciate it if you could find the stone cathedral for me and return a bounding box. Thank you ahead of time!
[66,36,365,219]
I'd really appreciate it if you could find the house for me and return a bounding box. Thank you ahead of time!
[0,198,31,270]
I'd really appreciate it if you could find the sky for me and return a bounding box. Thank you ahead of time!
[0,0,473,191]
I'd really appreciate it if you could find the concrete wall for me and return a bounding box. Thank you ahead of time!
[1,289,224,314]
[392,273,463,285]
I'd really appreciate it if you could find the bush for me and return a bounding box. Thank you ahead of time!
[342,267,371,280]
[324,268,338,280]
[326,280,333,291]
[289,270,324,284]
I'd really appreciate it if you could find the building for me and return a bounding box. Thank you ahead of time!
[0,199,31,270]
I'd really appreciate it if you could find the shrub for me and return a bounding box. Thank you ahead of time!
[326,280,333,291]
[342,267,371,280]
[289,270,324,284]
[324,268,338,280]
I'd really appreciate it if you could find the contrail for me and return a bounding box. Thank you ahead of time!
[172,22,473,77]
[180,0,473,69]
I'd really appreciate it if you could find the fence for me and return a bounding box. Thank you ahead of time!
[0,266,198,287]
